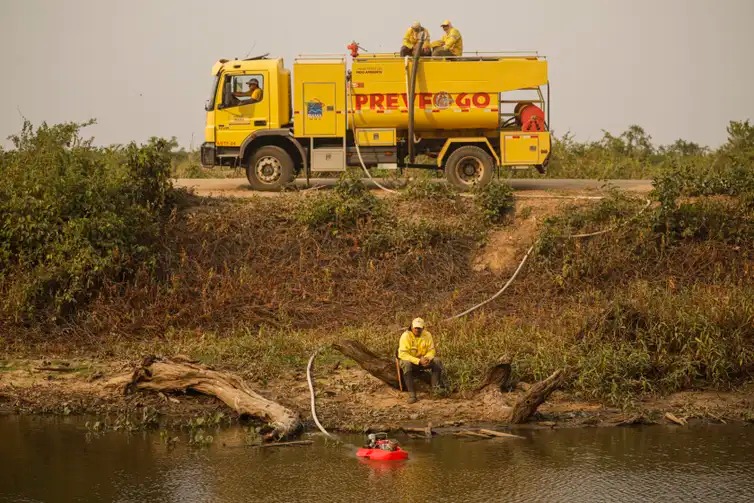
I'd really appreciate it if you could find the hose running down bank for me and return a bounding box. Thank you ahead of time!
[443,198,653,322]
[307,345,335,439]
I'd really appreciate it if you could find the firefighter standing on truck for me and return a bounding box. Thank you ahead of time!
[398,318,446,404]
[431,20,463,56]
[400,21,431,57]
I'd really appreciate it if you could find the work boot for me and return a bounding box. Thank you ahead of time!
[403,367,417,404]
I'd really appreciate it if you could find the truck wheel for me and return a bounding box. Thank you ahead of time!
[444,145,495,191]
[246,146,295,191]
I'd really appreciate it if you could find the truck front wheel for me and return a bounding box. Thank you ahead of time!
[444,146,494,191]
[246,146,295,191]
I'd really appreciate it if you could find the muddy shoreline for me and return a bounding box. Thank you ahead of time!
[2,358,751,435]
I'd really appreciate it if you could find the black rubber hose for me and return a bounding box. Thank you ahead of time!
[407,34,424,164]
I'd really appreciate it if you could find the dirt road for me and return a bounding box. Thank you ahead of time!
[174,177,653,198]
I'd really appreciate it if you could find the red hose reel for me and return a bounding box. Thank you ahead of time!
[514,103,546,132]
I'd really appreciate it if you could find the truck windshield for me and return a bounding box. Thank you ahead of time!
[205,75,220,111]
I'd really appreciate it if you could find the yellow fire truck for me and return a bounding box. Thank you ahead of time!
[201,48,551,190]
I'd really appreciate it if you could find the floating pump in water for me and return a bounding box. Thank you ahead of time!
[356,433,409,461]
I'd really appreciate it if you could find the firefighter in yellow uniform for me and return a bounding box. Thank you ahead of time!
[431,20,463,57]
[400,21,431,57]
[398,317,446,404]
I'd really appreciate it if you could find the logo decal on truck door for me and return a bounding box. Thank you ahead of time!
[306,99,324,119]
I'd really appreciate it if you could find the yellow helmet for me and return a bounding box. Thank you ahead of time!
[411,317,425,329]
[440,19,452,27]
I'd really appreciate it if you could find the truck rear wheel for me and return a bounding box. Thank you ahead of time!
[246,146,295,191]
[444,146,495,191]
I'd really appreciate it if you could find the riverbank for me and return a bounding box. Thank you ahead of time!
[3,121,754,436]
[2,354,752,433]
[3,181,753,433]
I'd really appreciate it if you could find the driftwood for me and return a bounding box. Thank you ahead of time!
[254,440,313,448]
[456,430,494,439]
[400,423,434,437]
[664,412,688,426]
[112,356,302,440]
[478,428,525,439]
[455,429,525,440]
[507,369,565,424]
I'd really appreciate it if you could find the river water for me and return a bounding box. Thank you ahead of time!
[1,416,753,502]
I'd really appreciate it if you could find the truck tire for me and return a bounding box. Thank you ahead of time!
[246,145,295,191]
[444,145,494,191]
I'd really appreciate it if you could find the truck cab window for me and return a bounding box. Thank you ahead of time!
[224,74,264,107]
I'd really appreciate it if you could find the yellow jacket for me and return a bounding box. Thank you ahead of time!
[432,28,463,55]
[398,330,436,365]
[403,27,431,50]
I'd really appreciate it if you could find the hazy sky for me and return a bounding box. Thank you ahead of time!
[1,0,753,149]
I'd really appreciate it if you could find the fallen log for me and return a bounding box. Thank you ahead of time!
[331,340,430,389]
[254,440,313,448]
[664,412,688,426]
[332,340,511,393]
[400,423,434,437]
[111,356,302,440]
[507,369,565,424]
[478,428,525,439]
[456,430,493,439]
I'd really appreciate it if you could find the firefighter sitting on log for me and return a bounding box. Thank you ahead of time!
[397,318,447,403]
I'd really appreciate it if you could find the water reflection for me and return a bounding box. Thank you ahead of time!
[1,416,753,503]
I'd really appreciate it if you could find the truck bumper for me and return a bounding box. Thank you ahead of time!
[200,142,216,168]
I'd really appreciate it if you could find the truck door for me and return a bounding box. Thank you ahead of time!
[215,71,270,148]
[302,82,338,136]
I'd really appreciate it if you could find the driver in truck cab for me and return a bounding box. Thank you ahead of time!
[233,78,263,103]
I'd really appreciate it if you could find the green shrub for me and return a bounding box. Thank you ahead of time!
[473,181,515,224]
[401,175,458,200]
[0,121,175,321]
[296,172,384,230]
[571,284,754,404]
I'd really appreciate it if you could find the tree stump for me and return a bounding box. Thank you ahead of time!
[507,369,565,424]
[474,358,512,393]
[111,356,302,440]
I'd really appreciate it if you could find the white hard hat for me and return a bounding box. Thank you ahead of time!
[411,21,422,30]
[411,317,425,329]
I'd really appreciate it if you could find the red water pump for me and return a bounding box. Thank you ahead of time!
[514,103,546,132]
[356,432,409,461]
